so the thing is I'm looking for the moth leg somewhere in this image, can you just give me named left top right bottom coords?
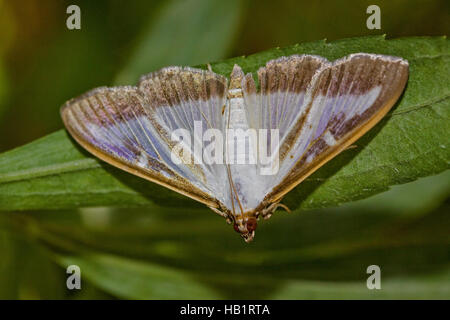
left=208, top=206, right=232, bottom=224
left=207, top=63, right=213, bottom=72
left=261, top=202, right=291, bottom=220
left=345, top=144, right=358, bottom=150
left=261, top=202, right=277, bottom=220
left=275, top=203, right=291, bottom=213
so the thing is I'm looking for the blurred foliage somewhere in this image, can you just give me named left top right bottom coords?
left=115, top=0, right=245, bottom=84
left=1, top=171, right=449, bottom=299
left=0, top=0, right=449, bottom=299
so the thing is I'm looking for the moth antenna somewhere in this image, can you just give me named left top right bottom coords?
left=223, top=99, right=237, bottom=218
left=226, top=165, right=237, bottom=216
left=224, top=97, right=244, bottom=216
left=276, top=203, right=291, bottom=213
left=233, top=178, right=245, bottom=215
left=227, top=164, right=245, bottom=215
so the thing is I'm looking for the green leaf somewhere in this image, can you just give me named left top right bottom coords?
left=343, top=170, right=450, bottom=217
left=0, top=36, right=449, bottom=211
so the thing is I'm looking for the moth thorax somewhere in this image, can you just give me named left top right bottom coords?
left=228, top=88, right=243, bottom=99
left=229, top=77, right=242, bottom=90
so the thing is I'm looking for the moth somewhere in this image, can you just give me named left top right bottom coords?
left=61, top=53, right=408, bottom=242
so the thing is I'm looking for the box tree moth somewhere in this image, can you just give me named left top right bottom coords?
left=61, top=53, right=408, bottom=242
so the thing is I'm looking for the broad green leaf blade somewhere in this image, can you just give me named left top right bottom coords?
left=0, top=130, right=191, bottom=210
left=343, top=170, right=450, bottom=216
left=0, top=36, right=449, bottom=211
left=115, top=0, right=245, bottom=84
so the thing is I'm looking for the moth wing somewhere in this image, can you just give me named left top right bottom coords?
left=242, top=53, right=409, bottom=204
left=241, top=55, right=327, bottom=201
left=138, top=67, right=230, bottom=206
left=243, top=54, right=328, bottom=138
left=61, top=67, right=228, bottom=207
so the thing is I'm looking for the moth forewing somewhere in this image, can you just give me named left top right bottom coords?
left=61, top=83, right=223, bottom=209
left=61, top=53, right=409, bottom=243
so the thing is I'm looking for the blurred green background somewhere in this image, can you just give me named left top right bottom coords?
left=0, top=0, right=449, bottom=299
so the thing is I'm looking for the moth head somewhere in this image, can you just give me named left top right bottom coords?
left=233, top=216, right=258, bottom=242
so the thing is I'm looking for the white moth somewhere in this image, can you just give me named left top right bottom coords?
left=61, top=53, right=409, bottom=242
